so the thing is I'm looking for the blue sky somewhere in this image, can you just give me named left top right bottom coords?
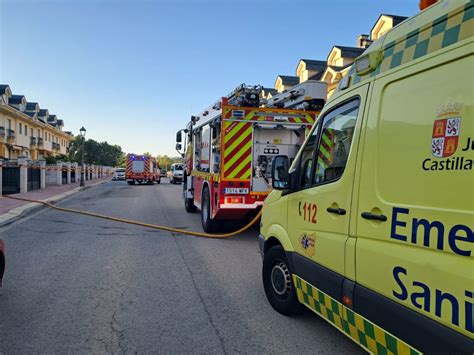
left=1, top=0, right=417, bottom=156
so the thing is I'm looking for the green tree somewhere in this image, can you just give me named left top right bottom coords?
left=156, top=155, right=182, bottom=170
left=68, top=137, right=125, bottom=167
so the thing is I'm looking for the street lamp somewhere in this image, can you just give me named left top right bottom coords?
left=79, top=126, right=86, bottom=187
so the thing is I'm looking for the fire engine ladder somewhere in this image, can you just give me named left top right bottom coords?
left=265, top=80, right=328, bottom=111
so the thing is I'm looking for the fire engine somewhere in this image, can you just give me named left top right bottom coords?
left=176, top=81, right=327, bottom=232
left=125, top=154, right=161, bottom=185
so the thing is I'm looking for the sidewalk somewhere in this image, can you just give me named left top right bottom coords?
left=0, top=177, right=111, bottom=227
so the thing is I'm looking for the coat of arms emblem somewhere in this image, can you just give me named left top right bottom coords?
left=431, top=117, right=461, bottom=158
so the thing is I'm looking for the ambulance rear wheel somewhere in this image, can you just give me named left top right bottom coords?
left=201, top=187, right=220, bottom=233
left=263, top=245, right=303, bottom=316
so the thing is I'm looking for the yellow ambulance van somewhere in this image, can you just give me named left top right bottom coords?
left=259, top=0, right=473, bottom=353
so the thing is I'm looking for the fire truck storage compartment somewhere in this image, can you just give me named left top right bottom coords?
left=132, top=160, right=145, bottom=173
left=252, top=124, right=304, bottom=192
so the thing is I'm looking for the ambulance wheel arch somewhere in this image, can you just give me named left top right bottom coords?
left=263, top=227, right=295, bottom=254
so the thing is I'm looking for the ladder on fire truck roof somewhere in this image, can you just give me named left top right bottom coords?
left=225, top=84, right=263, bottom=107
left=265, top=80, right=327, bottom=111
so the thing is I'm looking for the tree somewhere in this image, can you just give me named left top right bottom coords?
left=68, top=137, right=125, bottom=167
left=156, top=155, right=182, bottom=170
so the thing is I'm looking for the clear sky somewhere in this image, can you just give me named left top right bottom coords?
left=1, top=0, right=417, bottom=157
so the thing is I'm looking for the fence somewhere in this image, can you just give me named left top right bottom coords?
left=2, top=161, right=20, bottom=195
left=0, top=160, right=114, bottom=195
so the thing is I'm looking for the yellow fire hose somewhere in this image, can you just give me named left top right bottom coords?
left=3, top=195, right=262, bottom=239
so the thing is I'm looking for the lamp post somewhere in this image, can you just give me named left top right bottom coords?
left=79, top=126, right=86, bottom=187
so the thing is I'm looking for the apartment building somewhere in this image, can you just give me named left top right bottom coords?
left=272, top=14, right=408, bottom=98
left=0, top=84, right=73, bottom=160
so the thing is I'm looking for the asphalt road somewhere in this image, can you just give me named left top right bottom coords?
left=0, top=179, right=363, bottom=354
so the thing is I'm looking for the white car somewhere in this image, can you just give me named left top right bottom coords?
left=112, top=168, right=126, bottom=181
left=170, top=163, right=184, bottom=184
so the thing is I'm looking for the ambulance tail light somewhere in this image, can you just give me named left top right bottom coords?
left=419, top=0, right=438, bottom=11
left=225, top=197, right=244, bottom=204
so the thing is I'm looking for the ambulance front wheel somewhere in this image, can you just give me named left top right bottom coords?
left=262, top=245, right=303, bottom=316
left=201, top=187, right=221, bottom=233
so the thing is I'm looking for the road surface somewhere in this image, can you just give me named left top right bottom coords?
left=0, top=179, right=363, bottom=354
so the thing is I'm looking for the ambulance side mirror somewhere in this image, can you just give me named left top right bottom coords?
left=272, top=155, right=289, bottom=190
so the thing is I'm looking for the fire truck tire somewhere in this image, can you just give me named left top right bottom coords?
left=127, top=181, right=135, bottom=185
left=201, top=187, right=221, bottom=233
left=157, top=177, right=161, bottom=184
left=184, top=194, right=197, bottom=213
left=262, top=245, right=303, bottom=316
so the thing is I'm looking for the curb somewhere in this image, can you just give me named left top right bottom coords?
left=0, top=179, right=110, bottom=228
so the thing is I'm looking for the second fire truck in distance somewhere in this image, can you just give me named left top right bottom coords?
left=125, top=153, right=161, bottom=185
left=176, top=81, right=327, bottom=232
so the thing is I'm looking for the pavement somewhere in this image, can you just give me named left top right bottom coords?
left=0, top=179, right=363, bottom=354
left=0, top=177, right=112, bottom=227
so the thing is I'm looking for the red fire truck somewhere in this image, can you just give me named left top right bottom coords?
left=125, top=154, right=161, bottom=185
left=176, top=82, right=326, bottom=232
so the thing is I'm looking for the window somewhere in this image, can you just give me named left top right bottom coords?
left=313, top=99, right=360, bottom=185
left=19, top=123, right=22, bottom=134
left=298, top=126, right=319, bottom=189
left=25, top=125, right=28, bottom=136
left=30, top=128, right=33, bottom=136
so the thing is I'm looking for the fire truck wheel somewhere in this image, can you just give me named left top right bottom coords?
left=157, top=177, right=161, bottom=184
left=183, top=180, right=197, bottom=213
left=262, top=245, right=303, bottom=316
left=127, top=181, right=135, bottom=185
left=201, top=187, right=221, bottom=233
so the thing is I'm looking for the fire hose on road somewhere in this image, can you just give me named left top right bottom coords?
left=3, top=195, right=262, bottom=239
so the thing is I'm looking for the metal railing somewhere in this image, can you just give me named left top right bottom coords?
left=30, top=136, right=37, bottom=146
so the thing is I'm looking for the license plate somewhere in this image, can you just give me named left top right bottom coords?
left=224, top=188, right=249, bottom=194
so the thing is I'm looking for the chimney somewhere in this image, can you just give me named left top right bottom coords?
left=357, top=34, right=373, bottom=48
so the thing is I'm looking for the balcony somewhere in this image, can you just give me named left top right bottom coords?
left=7, top=129, right=15, bottom=142
left=37, top=137, right=44, bottom=146
left=30, top=136, right=37, bottom=146
left=52, top=142, right=60, bottom=150
left=0, top=126, right=5, bottom=138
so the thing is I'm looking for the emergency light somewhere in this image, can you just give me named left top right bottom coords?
left=355, top=50, right=383, bottom=76
left=420, top=0, right=437, bottom=10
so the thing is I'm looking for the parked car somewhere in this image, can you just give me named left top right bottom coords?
left=0, top=239, right=5, bottom=288
left=160, top=169, right=167, bottom=178
left=169, top=163, right=184, bottom=184
left=112, top=168, right=126, bottom=181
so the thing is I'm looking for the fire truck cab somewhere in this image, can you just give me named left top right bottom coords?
left=176, top=82, right=326, bottom=232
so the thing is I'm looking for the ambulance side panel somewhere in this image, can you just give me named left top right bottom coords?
left=354, top=33, right=473, bottom=352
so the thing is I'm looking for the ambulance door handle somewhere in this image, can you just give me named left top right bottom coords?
left=327, top=207, right=346, bottom=215
left=361, top=212, right=387, bottom=222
